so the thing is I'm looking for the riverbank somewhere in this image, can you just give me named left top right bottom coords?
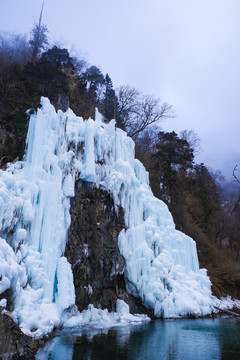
left=1, top=297, right=240, bottom=359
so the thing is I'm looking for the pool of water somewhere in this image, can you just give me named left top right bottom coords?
left=36, top=317, right=240, bottom=360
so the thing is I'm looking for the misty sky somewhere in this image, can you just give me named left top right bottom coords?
left=1, top=0, right=240, bottom=179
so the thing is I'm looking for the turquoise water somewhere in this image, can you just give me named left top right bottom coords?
left=36, top=318, right=240, bottom=360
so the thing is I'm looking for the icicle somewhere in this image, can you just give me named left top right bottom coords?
left=0, top=97, right=216, bottom=337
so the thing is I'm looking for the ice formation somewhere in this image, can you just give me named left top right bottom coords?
left=0, top=98, right=216, bottom=337
left=62, top=300, right=149, bottom=329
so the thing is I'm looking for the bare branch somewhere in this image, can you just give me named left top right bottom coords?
left=0, top=32, right=31, bottom=96
left=180, top=130, right=201, bottom=156
left=129, top=97, right=173, bottom=139
left=231, top=164, right=240, bottom=215
left=116, top=85, right=140, bottom=128
left=233, top=164, right=240, bottom=184
left=116, top=84, right=173, bottom=139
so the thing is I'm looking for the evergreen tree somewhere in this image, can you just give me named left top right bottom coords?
left=152, top=131, right=194, bottom=198
left=40, top=46, right=74, bottom=69
left=85, top=66, right=105, bottom=94
left=149, top=131, right=194, bottom=229
left=29, top=3, right=48, bottom=64
left=193, top=163, right=221, bottom=230
left=102, top=74, right=119, bottom=121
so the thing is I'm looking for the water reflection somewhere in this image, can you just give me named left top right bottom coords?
left=36, top=318, right=240, bottom=360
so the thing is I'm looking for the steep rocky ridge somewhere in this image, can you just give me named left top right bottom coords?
left=65, top=180, right=153, bottom=317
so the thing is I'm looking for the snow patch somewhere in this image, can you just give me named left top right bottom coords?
left=63, top=300, right=150, bottom=329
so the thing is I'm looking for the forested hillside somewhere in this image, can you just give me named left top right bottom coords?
left=0, top=20, right=240, bottom=299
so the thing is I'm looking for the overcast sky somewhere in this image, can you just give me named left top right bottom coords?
left=1, top=0, right=240, bottom=179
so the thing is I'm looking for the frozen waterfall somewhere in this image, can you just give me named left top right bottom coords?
left=0, top=98, right=215, bottom=337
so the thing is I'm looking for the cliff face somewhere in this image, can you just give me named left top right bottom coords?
left=65, top=180, right=152, bottom=316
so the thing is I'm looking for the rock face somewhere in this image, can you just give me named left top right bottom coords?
left=0, top=310, right=43, bottom=360
left=65, top=180, right=151, bottom=316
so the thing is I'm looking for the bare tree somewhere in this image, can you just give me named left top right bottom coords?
left=116, top=84, right=173, bottom=139
left=0, top=32, right=31, bottom=96
left=180, top=130, right=201, bottom=156
left=29, top=2, right=48, bottom=64
left=135, top=127, right=159, bottom=167
left=130, top=96, right=172, bottom=139
left=67, top=45, right=88, bottom=75
left=233, top=164, right=240, bottom=183
left=231, top=164, right=240, bottom=214
left=117, top=85, right=140, bottom=128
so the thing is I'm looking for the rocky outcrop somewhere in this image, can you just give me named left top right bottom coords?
left=0, top=289, right=13, bottom=312
left=0, top=309, right=49, bottom=360
left=65, top=180, right=152, bottom=316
